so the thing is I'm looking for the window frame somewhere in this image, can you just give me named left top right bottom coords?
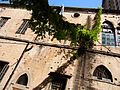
left=16, top=73, right=28, bottom=86
left=0, top=17, right=10, bottom=29
left=16, top=19, right=29, bottom=34
left=101, top=21, right=116, bottom=46
left=49, top=72, right=71, bottom=90
left=0, top=60, right=9, bottom=81
left=93, top=65, right=113, bottom=82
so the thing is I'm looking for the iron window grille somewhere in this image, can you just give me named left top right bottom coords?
left=102, top=22, right=115, bottom=46
left=93, top=65, right=113, bottom=82
left=16, top=19, right=29, bottom=34
left=16, top=73, right=28, bottom=86
left=0, top=61, right=9, bottom=81
left=0, top=17, right=10, bottom=29
left=49, top=72, right=71, bottom=90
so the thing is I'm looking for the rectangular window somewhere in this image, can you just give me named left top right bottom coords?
left=49, top=72, right=71, bottom=90
left=102, top=32, right=115, bottom=46
left=51, top=77, right=67, bottom=90
left=16, top=19, right=29, bottom=34
left=0, top=61, right=9, bottom=81
left=0, top=17, right=10, bottom=29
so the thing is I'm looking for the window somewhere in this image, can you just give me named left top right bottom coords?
left=73, top=13, right=80, bottom=18
left=116, top=0, right=119, bottom=10
left=93, top=65, right=113, bottom=82
left=117, top=23, right=120, bottom=46
left=0, top=17, right=10, bottom=29
left=49, top=72, right=71, bottom=90
left=16, top=19, right=29, bottom=34
left=16, top=73, right=28, bottom=86
left=117, top=6, right=119, bottom=10
left=102, top=21, right=115, bottom=46
left=0, top=61, right=9, bottom=81
left=117, top=27, right=120, bottom=46
left=51, top=77, right=66, bottom=90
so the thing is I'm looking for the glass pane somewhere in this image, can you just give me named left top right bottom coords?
left=118, top=35, right=120, bottom=46
left=102, top=32, right=115, bottom=46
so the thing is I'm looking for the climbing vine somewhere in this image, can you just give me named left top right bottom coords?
left=12, top=0, right=102, bottom=57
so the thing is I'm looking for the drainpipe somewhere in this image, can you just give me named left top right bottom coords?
left=3, top=43, right=29, bottom=90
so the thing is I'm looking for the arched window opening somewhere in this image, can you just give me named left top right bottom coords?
left=93, top=65, right=113, bottom=82
left=118, top=23, right=120, bottom=26
left=16, top=73, right=28, bottom=86
left=102, top=21, right=115, bottom=46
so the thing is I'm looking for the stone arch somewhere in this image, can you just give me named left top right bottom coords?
left=118, top=22, right=120, bottom=26
left=16, top=73, right=28, bottom=86
left=102, top=20, right=116, bottom=46
left=117, top=22, right=120, bottom=30
left=93, top=65, right=113, bottom=82
left=102, top=20, right=115, bottom=31
left=13, top=71, right=31, bottom=87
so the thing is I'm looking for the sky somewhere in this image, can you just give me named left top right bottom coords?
left=49, top=0, right=102, bottom=8
left=0, top=0, right=102, bottom=8
left=0, top=0, right=9, bottom=4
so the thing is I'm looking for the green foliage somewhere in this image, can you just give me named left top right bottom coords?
left=12, top=0, right=102, bottom=56
left=49, top=8, right=102, bottom=49
left=77, top=8, right=102, bottom=49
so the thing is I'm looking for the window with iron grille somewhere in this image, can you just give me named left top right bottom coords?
left=16, top=73, right=28, bottom=86
left=16, top=19, right=29, bottom=34
left=51, top=77, right=67, bottom=90
left=49, top=72, right=71, bottom=90
left=93, top=65, right=113, bottom=82
left=102, top=21, right=115, bottom=46
left=0, top=61, right=9, bottom=81
left=117, top=27, right=120, bottom=46
left=0, top=17, right=10, bottom=29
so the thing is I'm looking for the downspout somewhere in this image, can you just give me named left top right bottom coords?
left=3, top=43, right=29, bottom=90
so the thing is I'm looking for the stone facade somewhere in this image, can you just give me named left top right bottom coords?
left=0, top=5, right=120, bottom=90
left=102, top=0, right=120, bottom=10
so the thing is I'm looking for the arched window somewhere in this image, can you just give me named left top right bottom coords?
left=102, top=21, right=115, bottom=46
left=93, top=65, right=113, bottom=82
left=117, top=23, right=120, bottom=46
left=16, top=73, right=28, bottom=86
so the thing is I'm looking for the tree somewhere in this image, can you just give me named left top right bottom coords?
left=11, top=0, right=102, bottom=59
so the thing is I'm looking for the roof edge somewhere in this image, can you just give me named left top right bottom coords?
left=0, top=3, right=120, bottom=14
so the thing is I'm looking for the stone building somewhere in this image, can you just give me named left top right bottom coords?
left=0, top=4, right=120, bottom=90
left=102, top=0, right=120, bottom=10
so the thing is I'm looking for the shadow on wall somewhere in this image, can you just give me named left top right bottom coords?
left=33, top=52, right=96, bottom=90
left=33, top=54, right=77, bottom=90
